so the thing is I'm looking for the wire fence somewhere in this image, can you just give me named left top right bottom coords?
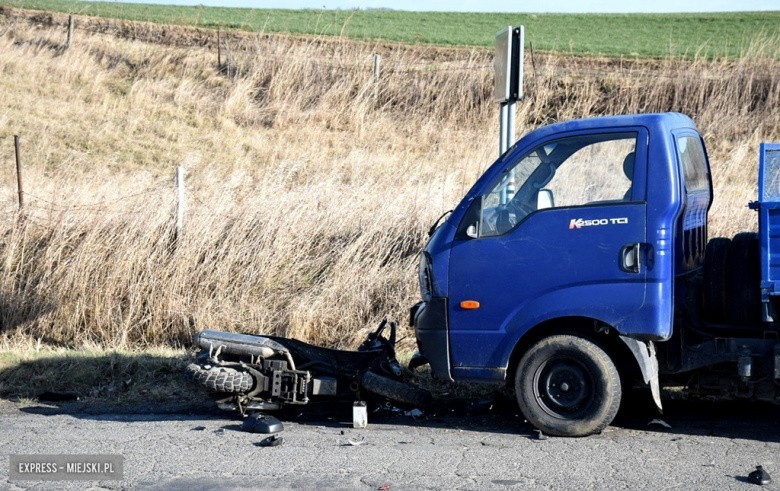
left=2, top=9, right=777, bottom=230
left=0, top=177, right=173, bottom=228
left=0, top=168, right=257, bottom=233
left=5, top=8, right=777, bottom=87
left=22, top=184, right=168, bottom=211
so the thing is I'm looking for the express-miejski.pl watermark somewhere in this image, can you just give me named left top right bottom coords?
left=9, top=454, right=123, bottom=481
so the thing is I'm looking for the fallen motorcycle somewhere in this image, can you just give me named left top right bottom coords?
left=186, top=320, right=431, bottom=415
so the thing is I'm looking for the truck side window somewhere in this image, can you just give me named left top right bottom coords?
left=676, top=136, right=709, bottom=192
left=763, top=148, right=780, bottom=201
left=480, top=132, right=638, bottom=237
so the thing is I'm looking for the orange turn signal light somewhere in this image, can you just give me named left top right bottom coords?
left=460, top=300, right=480, bottom=310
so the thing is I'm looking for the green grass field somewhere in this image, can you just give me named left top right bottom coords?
left=4, top=0, right=779, bottom=58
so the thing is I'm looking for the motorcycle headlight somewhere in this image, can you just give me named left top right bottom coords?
left=418, top=252, right=433, bottom=301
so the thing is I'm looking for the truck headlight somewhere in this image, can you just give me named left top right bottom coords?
left=418, top=252, right=433, bottom=301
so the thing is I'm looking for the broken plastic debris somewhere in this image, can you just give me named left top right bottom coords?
left=242, top=413, right=284, bottom=434
left=404, top=409, right=424, bottom=418
left=346, top=439, right=366, bottom=446
left=648, top=418, right=672, bottom=429
left=748, top=466, right=772, bottom=485
left=255, top=435, right=283, bottom=447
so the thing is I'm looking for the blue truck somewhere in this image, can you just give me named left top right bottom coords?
left=188, top=112, right=779, bottom=437
left=412, top=112, right=780, bottom=436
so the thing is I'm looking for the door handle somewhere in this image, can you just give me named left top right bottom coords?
left=621, top=243, right=641, bottom=273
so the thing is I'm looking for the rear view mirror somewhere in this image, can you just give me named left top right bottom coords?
left=537, top=189, right=554, bottom=209
left=466, top=224, right=479, bottom=239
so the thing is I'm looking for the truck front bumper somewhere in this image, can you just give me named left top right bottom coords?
left=411, top=297, right=453, bottom=382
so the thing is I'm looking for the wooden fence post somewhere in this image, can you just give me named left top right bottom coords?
left=175, top=166, right=186, bottom=241
left=66, top=15, right=74, bottom=49
left=14, top=135, right=24, bottom=211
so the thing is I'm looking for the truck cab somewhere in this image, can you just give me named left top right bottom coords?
left=412, top=113, right=716, bottom=436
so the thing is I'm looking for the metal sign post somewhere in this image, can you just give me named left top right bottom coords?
left=495, top=25, right=525, bottom=155
left=494, top=26, right=524, bottom=204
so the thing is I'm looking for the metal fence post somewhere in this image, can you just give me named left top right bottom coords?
left=373, top=54, right=381, bottom=84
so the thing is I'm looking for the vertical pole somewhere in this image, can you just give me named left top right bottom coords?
left=499, top=103, right=509, bottom=155
left=507, top=100, right=516, bottom=201
left=499, top=104, right=509, bottom=204
left=217, top=27, right=222, bottom=68
left=372, top=54, right=381, bottom=103
left=66, top=15, right=74, bottom=49
left=507, top=101, right=516, bottom=148
left=373, top=54, right=381, bottom=84
left=14, top=135, right=24, bottom=211
left=175, top=166, right=186, bottom=241
left=499, top=102, right=516, bottom=203
left=498, top=26, right=523, bottom=203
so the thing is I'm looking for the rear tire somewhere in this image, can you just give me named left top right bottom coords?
left=515, top=335, right=621, bottom=437
left=185, top=363, right=254, bottom=394
left=726, top=232, right=761, bottom=325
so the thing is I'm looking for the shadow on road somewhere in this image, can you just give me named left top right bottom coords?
left=3, top=352, right=779, bottom=442
left=616, top=398, right=780, bottom=442
left=13, top=391, right=780, bottom=443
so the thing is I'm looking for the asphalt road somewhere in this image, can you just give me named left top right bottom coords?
left=1, top=398, right=779, bottom=490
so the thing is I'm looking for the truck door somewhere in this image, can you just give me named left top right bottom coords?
left=448, top=129, right=653, bottom=378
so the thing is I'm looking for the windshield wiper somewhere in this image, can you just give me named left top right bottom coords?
left=428, top=210, right=453, bottom=237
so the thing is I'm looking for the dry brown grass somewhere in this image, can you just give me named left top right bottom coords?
left=0, top=9, right=778, bottom=350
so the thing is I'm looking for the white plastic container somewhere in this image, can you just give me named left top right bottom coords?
left=352, top=401, right=367, bottom=428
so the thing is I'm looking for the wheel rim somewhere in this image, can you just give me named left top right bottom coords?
left=533, top=356, right=595, bottom=419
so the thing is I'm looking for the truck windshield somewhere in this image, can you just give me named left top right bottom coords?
left=481, top=132, right=638, bottom=237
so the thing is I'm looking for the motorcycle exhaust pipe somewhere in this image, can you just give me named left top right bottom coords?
left=195, top=329, right=289, bottom=358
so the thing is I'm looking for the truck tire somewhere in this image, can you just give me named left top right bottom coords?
left=703, top=237, right=731, bottom=322
left=185, top=363, right=253, bottom=394
left=360, top=370, right=432, bottom=408
left=514, top=335, right=621, bottom=437
left=727, top=232, right=761, bottom=325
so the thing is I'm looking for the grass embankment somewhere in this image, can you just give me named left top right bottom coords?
left=0, top=8, right=777, bottom=358
left=3, top=0, right=779, bottom=58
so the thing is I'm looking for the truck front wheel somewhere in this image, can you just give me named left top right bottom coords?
left=515, top=335, right=621, bottom=437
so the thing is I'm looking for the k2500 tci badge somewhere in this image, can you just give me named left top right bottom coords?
left=569, top=217, right=629, bottom=229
